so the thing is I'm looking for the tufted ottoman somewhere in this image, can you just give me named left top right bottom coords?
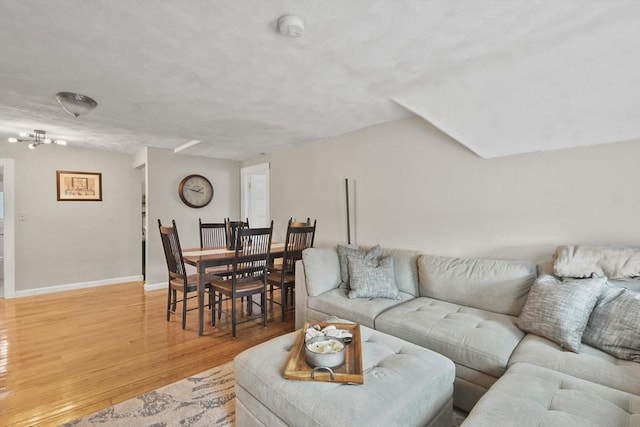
left=234, top=324, right=455, bottom=427
left=462, top=362, right=640, bottom=427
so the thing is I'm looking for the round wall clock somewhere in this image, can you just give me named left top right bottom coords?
left=178, top=174, right=214, bottom=208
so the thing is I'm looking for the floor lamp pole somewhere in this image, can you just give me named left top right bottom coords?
left=345, top=178, right=351, bottom=244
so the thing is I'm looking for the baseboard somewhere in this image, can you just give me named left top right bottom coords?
left=144, top=281, right=168, bottom=291
left=14, top=275, right=145, bottom=298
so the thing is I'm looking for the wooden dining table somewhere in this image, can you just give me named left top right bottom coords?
left=182, top=242, right=286, bottom=336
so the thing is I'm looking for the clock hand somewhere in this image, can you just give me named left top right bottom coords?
left=187, top=187, right=204, bottom=194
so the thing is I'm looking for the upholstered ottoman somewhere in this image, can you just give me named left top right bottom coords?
left=462, top=363, right=640, bottom=427
left=234, top=325, right=455, bottom=427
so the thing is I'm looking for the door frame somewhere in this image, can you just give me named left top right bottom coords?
left=240, top=163, right=270, bottom=227
left=0, top=158, right=15, bottom=298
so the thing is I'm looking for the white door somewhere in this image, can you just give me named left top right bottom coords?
left=0, top=158, right=15, bottom=298
left=241, top=163, right=269, bottom=227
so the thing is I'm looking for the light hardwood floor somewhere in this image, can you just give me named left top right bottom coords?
left=0, top=281, right=295, bottom=426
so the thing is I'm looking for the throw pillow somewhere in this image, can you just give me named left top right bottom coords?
left=337, top=244, right=382, bottom=288
left=582, top=286, right=640, bottom=361
left=516, top=274, right=606, bottom=352
left=347, top=256, right=400, bottom=300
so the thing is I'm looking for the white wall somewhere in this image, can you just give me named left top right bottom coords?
left=3, top=143, right=142, bottom=293
left=144, top=147, right=240, bottom=287
left=248, top=117, right=640, bottom=263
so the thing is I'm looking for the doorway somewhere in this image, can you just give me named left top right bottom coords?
left=241, top=163, right=269, bottom=227
left=0, top=158, right=15, bottom=298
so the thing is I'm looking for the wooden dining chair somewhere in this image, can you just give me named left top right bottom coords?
left=199, top=218, right=227, bottom=249
left=289, top=217, right=311, bottom=227
left=224, top=217, right=249, bottom=250
left=198, top=218, right=236, bottom=279
left=158, top=219, right=214, bottom=330
left=267, top=219, right=316, bottom=321
left=210, top=221, right=273, bottom=337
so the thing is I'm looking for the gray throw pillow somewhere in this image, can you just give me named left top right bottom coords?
left=516, top=275, right=606, bottom=352
left=347, top=256, right=400, bottom=300
left=582, top=286, right=640, bottom=361
left=337, top=244, right=382, bottom=288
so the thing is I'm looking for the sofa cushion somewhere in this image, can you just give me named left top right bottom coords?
left=583, top=286, right=640, bottom=361
left=301, top=248, right=341, bottom=297
left=336, top=244, right=382, bottom=288
left=347, top=256, right=400, bottom=300
left=508, top=334, right=640, bottom=396
left=375, top=297, right=525, bottom=377
left=380, top=248, right=422, bottom=296
left=516, top=275, right=606, bottom=352
left=463, top=362, right=640, bottom=427
left=307, top=288, right=413, bottom=328
left=609, top=278, right=640, bottom=292
left=553, top=244, right=640, bottom=279
left=418, top=255, right=537, bottom=316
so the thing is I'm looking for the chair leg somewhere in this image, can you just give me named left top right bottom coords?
left=166, top=287, right=172, bottom=321
left=218, top=293, right=223, bottom=320
left=281, top=287, right=287, bottom=322
left=171, top=289, right=177, bottom=313
left=262, top=291, right=267, bottom=327
left=232, top=294, right=237, bottom=338
left=181, top=290, right=187, bottom=329
left=214, top=288, right=216, bottom=326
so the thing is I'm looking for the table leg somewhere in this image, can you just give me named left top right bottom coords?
left=198, top=263, right=205, bottom=336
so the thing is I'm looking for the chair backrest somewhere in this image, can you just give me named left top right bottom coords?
left=199, top=218, right=226, bottom=249
left=281, top=219, right=316, bottom=274
left=225, top=217, right=250, bottom=250
left=289, top=217, right=311, bottom=227
left=230, top=221, right=273, bottom=282
left=158, top=219, right=187, bottom=281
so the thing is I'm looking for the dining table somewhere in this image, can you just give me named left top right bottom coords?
left=182, top=242, right=286, bottom=336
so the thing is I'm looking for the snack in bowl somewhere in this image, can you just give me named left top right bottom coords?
left=305, top=336, right=346, bottom=368
left=305, top=324, right=353, bottom=343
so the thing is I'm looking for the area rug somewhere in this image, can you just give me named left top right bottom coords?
left=67, top=362, right=467, bottom=426
left=65, top=363, right=235, bottom=426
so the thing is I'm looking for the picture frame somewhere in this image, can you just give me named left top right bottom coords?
left=56, top=170, right=102, bottom=201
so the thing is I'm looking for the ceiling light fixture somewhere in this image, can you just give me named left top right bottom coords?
left=8, top=129, right=67, bottom=149
left=278, top=14, right=305, bottom=38
left=55, top=92, right=98, bottom=118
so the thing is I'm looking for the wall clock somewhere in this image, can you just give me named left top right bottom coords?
left=178, top=174, right=214, bottom=208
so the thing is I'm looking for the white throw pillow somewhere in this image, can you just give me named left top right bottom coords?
left=336, top=244, right=381, bottom=288
left=516, top=275, right=606, bottom=352
left=347, top=256, right=400, bottom=300
left=582, top=285, right=640, bottom=361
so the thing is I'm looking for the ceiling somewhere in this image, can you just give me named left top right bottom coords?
left=1, top=1, right=639, bottom=160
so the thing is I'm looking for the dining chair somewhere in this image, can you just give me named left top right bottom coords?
left=198, top=218, right=235, bottom=279
left=289, top=217, right=311, bottom=227
left=267, top=218, right=316, bottom=321
left=199, top=218, right=227, bottom=249
left=210, top=221, right=273, bottom=337
left=224, top=217, right=249, bottom=250
left=158, top=219, right=214, bottom=330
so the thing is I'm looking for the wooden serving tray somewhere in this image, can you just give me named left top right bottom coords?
left=284, top=322, right=363, bottom=384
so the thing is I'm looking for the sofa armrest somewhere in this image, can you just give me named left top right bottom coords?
left=294, top=248, right=341, bottom=329
left=294, top=259, right=309, bottom=330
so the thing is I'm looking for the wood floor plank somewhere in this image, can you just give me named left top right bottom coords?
left=0, top=281, right=295, bottom=426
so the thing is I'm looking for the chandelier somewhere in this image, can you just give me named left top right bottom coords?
left=8, top=129, right=67, bottom=149
left=55, top=92, right=98, bottom=118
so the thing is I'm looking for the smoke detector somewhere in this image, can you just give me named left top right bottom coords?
left=278, top=14, right=305, bottom=38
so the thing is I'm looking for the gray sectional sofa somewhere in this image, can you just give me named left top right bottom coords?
left=294, top=245, right=640, bottom=426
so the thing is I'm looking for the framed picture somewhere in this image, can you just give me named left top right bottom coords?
left=56, top=170, right=102, bottom=201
